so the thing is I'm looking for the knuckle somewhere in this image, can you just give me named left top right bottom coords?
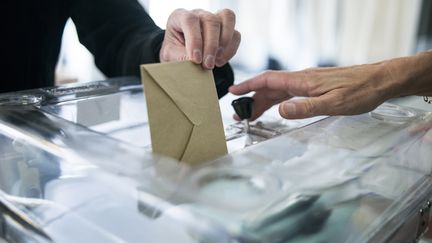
left=304, top=99, right=317, bottom=115
left=261, top=70, right=278, bottom=84
left=262, top=70, right=274, bottom=80
left=172, top=8, right=186, bottom=15
left=219, top=9, right=236, bottom=22
left=200, top=13, right=221, bottom=26
left=182, top=12, right=200, bottom=25
left=170, top=8, right=187, bottom=20
left=191, top=8, right=204, bottom=14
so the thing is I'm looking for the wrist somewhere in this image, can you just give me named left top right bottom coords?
left=381, top=55, right=420, bottom=98
left=380, top=58, right=405, bottom=99
left=383, top=52, right=432, bottom=98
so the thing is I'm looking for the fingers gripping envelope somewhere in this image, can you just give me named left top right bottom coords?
left=140, top=61, right=228, bottom=165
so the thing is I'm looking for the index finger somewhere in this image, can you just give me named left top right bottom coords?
left=229, top=70, right=310, bottom=96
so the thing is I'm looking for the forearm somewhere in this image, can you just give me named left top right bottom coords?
left=383, top=51, right=432, bottom=98
left=71, top=0, right=163, bottom=77
left=118, top=29, right=165, bottom=76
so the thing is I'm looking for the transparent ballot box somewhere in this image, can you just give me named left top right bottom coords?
left=0, top=77, right=432, bottom=243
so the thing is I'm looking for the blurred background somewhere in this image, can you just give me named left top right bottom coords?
left=55, top=0, right=432, bottom=84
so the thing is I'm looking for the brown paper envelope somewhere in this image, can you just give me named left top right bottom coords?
left=140, top=61, right=227, bottom=165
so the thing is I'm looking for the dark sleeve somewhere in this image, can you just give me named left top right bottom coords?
left=70, top=0, right=162, bottom=76
left=70, top=0, right=233, bottom=98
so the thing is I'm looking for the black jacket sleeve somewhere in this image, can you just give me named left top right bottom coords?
left=70, top=0, right=233, bottom=98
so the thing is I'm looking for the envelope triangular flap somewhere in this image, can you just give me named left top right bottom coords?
left=181, top=119, right=228, bottom=165
left=141, top=64, right=193, bottom=161
left=142, top=61, right=212, bottom=125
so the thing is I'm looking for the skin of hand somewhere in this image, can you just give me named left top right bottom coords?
left=159, top=8, right=241, bottom=69
left=229, top=51, right=432, bottom=120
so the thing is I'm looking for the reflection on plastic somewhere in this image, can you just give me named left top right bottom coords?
left=370, top=103, right=418, bottom=123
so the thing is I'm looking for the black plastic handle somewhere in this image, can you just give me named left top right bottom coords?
left=231, top=97, right=254, bottom=120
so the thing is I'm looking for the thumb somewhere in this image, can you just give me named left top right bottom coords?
left=278, top=97, right=330, bottom=119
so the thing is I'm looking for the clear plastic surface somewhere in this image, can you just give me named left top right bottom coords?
left=1, top=78, right=431, bottom=242
left=370, top=103, right=419, bottom=123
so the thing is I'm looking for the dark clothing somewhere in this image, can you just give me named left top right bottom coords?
left=2, top=0, right=233, bottom=98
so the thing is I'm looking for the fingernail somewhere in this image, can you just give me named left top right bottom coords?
left=193, top=49, right=202, bottom=63
left=204, top=55, right=215, bottom=69
left=281, top=103, right=296, bottom=116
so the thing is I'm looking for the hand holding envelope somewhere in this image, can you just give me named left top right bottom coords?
left=141, top=61, right=227, bottom=165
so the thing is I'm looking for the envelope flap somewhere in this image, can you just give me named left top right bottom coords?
left=180, top=123, right=227, bottom=165
left=143, top=62, right=215, bottom=125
